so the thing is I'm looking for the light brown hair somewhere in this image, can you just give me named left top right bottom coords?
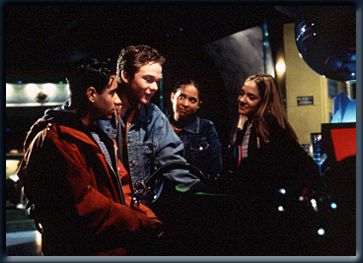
left=233, top=73, right=298, bottom=144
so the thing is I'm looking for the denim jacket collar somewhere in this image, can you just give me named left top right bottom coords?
left=183, top=116, right=200, bottom=133
left=183, top=115, right=200, bottom=134
left=168, top=115, right=200, bottom=134
left=126, top=104, right=149, bottom=125
left=139, top=104, right=149, bottom=124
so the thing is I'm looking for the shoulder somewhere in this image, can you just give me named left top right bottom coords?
left=24, top=118, right=49, bottom=151
left=199, top=117, right=215, bottom=126
left=198, top=118, right=220, bottom=140
left=142, top=103, right=162, bottom=118
left=264, top=114, right=279, bottom=127
left=144, top=103, right=161, bottom=113
left=25, top=122, right=59, bottom=154
left=263, top=115, right=284, bottom=137
left=143, top=103, right=169, bottom=123
left=199, top=118, right=216, bottom=130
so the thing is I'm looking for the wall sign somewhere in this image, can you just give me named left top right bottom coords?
left=297, top=96, right=314, bottom=106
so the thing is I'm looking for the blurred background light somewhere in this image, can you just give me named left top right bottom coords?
left=6, top=84, right=15, bottom=99
left=317, top=227, right=325, bottom=236
left=42, top=83, right=58, bottom=98
left=275, top=57, right=286, bottom=75
left=24, top=83, right=40, bottom=99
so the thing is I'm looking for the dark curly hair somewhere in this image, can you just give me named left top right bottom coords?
left=66, top=58, right=115, bottom=111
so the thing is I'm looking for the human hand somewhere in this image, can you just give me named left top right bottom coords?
left=144, top=217, right=164, bottom=239
left=132, top=181, right=155, bottom=204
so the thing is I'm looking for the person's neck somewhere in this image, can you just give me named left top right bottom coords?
left=119, top=91, right=139, bottom=117
left=80, top=113, right=93, bottom=128
left=122, top=88, right=139, bottom=107
left=80, top=109, right=101, bottom=129
left=121, top=102, right=139, bottom=120
left=172, top=114, right=194, bottom=128
left=68, top=100, right=96, bottom=128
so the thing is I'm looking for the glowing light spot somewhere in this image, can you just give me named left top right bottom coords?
left=278, top=188, right=287, bottom=195
left=317, top=228, right=325, bottom=236
left=310, top=198, right=318, bottom=212
left=6, top=84, right=14, bottom=99
left=275, top=58, right=286, bottom=75
left=330, top=202, right=338, bottom=210
left=25, top=83, right=40, bottom=98
left=42, top=83, right=58, bottom=98
left=310, top=199, right=317, bottom=206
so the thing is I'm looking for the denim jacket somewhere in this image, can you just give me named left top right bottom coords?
left=169, top=115, right=222, bottom=179
left=98, top=103, right=202, bottom=203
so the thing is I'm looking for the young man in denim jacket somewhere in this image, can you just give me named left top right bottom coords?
left=98, top=45, right=203, bottom=207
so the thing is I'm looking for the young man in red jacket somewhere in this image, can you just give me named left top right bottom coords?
left=18, top=59, right=162, bottom=255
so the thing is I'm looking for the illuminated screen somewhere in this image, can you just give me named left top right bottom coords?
left=330, top=127, right=356, bottom=162
left=321, top=122, right=356, bottom=166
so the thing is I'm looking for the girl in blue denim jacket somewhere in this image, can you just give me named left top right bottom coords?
left=169, top=79, right=223, bottom=183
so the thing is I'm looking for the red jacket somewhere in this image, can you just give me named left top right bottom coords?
left=18, top=118, right=161, bottom=255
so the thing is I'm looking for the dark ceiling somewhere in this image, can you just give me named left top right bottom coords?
left=5, top=3, right=295, bottom=82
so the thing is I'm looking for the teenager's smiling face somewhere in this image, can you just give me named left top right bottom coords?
left=127, top=62, right=162, bottom=105
left=171, top=84, right=200, bottom=121
left=237, top=80, right=262, bottom=117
